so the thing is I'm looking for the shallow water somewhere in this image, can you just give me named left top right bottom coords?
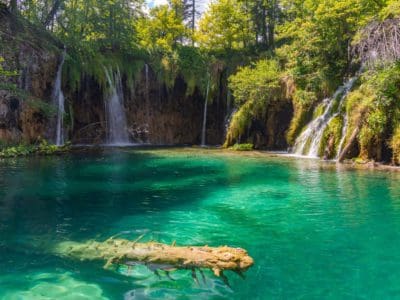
left=1, top=148, right=400, bottom=299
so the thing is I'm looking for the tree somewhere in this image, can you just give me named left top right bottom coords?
left=196, top=0, right=253, bottom=51
left=136, top=4, right=186, bottom=52
left=239, top=0, right=280, bottom=50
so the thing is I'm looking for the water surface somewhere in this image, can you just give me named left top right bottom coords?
left=1, top=148, right=400, bottom=299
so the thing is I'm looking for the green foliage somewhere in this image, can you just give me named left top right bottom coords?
left=380, top=0, right=400, bottom=19
left=286, top=106, right=307, bottom=145
left=390, top=127, right=400, bottom=165
left=229, top=60, right=281, bottom=106
left=286, top=89, right=317, bottom=145
left=26, top=99, right=57, bottom=118
left=0, top=140, right=71, bottom=158
left=225, top=59, right=281, bottom=146
left=176, top=47, right=208, bottom=96
left=318, top=116, right=343, bottom=158
left=0, top=81, right=56, bottom=117
left=0, top=144, right=36, bottom=157
left=229, top=143, right=254, bottom=151
left=10, top=0, right=400, bottom=160
left=0, top=57, right=18, bottom=77
left=196, top=0, right=253, bottom=51
left=136, top=4, right=187, bottom=53
left=343, top=63, right=400, bottom=160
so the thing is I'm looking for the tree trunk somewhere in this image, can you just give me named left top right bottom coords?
left=43, top=0, right=63, bottom=27
left=53, top=238, right=254, bottom=281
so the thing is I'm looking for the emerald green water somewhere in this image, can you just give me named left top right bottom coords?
left=1, top=148, right=400, bottom=299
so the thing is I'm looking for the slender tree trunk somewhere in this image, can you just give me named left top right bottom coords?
left=261, top=6, right=267, bottom=49
left=43, top=0, right=63, bottom=27
left=267, top=0, right=276, bottom=49
left=191, top=0, right=195, bottom=45
left=9, top=0, right=17, bottom=13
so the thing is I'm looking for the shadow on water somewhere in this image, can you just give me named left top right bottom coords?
left=0, top=149, right=231, bottom=244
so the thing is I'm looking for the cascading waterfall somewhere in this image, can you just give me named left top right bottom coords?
left=52, top=49, right=66, bottom=146
left=104, top=68, right=130, bottom=145
left=292, top=77, right=357, bottom=158
left=145, top=63, right=150, bottom=126
left=336, top=99, right=350, bottom=159
left=224, top=108, right=237, bottom=137
left=201, top=77, right=210, bottom=146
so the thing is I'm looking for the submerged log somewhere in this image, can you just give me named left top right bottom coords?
left=53, top=238, right=254, bottom=282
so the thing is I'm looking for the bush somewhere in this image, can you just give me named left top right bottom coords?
left=0, top=140, right=71, bottom=158
left=229, top=143, right=254, bottom=151
left=225, top=59, right=281, bottom=146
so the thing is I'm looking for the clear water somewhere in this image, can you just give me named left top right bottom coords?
left=1, top=148, right=400, bottom=299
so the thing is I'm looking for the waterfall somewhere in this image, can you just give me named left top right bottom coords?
left=224, top=108, right=236, bottom=136
left=292, top=77, right=357, bottom=158
left=201, top=78, right=210, bottom=146
left=104, top=67, right=130, bottom=145
left=145, top=64, right=150, bottom=127
left=52, top=49, right=66, bottom=146
left=336, top=102, right=350, bottom=159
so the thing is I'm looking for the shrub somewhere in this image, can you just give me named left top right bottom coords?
left=229, top=143, right=254, bottom=151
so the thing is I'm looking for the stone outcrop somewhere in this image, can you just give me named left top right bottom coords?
left=0, top=6, right=62, bottom=144
left=70, top=70, right=229, bottom=146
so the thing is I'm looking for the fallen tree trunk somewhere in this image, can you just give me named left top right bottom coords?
left=53, top=238, right=254, bottom=282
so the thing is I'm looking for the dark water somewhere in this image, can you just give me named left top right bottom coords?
left=1, top=148, right=400, bottom=299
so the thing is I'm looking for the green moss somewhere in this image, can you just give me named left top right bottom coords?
left=312, top=102, right=325, bottom=119
left=390, top=127, right=400, bottom=165
left=287, top=106, right=311, bottom=146
left=229, top=143, right=254, bottom=151
left=318, top=116, right=343, bottom=158
left=0, top=140, right=71, bottom=158
left=26, top=99, right=57, bottom=118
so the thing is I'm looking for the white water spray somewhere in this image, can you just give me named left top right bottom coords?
left=292, top=77, right=357, bottom=158
left=52, top=49, right=66, bottom=146
left=104, top=68, right=130, bottom=145
left=201, top=77, right=210, bottom=146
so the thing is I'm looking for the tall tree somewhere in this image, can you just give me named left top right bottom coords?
left=196, top=0, right=253, bottom=51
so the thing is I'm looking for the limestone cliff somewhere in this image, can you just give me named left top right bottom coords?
left=0, top=5, right=63, bottom=144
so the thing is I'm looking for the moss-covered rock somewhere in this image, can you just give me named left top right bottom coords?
left=318, top=116, right=343, bottom=159
left=390, top=127, right=400, bottom=165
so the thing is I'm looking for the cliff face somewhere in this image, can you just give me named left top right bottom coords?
left=70, top=69, right=229, bottom=146
left=0, top=6, right=62, bottom=144
left=70, top=67, right=292, bottom=148
left=0, top=6, right=292, bottom=149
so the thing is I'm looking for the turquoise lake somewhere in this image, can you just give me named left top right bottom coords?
left=1, top=148, right=400, bottom=299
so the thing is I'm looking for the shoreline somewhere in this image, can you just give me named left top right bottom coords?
left=1, top=144, right=400, bottom=172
